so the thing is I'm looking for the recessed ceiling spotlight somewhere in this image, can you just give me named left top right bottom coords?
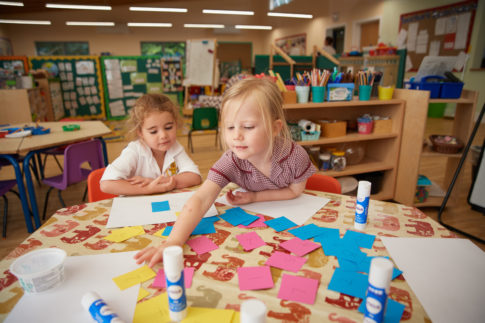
left=46, top=3, right=111, bottom=10
left=202, top=9, right=254, bottom=15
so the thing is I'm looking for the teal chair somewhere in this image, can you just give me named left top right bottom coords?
left=187, top=107, right=220, bottom=153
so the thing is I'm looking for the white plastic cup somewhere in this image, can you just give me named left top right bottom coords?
left=240, top=299, right=267, bottom=323
left=9, top=248, right=66, bottom=294
left=295, top=86, right=310, bottom=103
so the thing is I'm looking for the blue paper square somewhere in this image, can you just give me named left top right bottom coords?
left=162, top=226, right=173, bottom=236
left=288, top=224, right=323, bottom=240
left=151, top=200, right=170, bottom=212
left=313, top=227, right=341, bottom=242
left=358, top=298, right=405, bottom=323
left=191, top=218, right=217, bottom=235
left=357, top=257, right=402, bottom=280
left=264, top=217, right=297, bottom=232
left=342, top=230, right=376, bottom=249
left=327, top=268, right=368, bottom=299
left=220, top=207, right=258, bottom=226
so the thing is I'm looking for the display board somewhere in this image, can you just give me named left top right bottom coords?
left=29, top=56, right=104, bottom=118
left=399, top=0, right=477, bottom=71
left=0, top=56, right=28, bottom=74
left=161, top=57, right=183, bottom=92
left=100, top=55, right=162, bottom=120
left=185, top=39, right=216, bottom=86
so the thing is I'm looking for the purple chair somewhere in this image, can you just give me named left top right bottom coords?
left=0, top=178, right=20, bottom=238
left=42, top=139, right=105, bottom=220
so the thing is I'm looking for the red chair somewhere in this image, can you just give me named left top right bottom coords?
left=87, top=167, right=117, bottom=202
left=305, top=173, right=342, bottom=194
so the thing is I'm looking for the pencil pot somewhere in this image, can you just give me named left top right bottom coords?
left=295, top=86, right=310, bottom=103
left=378, top=86, right=394, bottom=100
left=358, top=85, right=372, bottom=101
left=357, top=117, right=374, bottom=134
left=311, top=86, right=325, bottom=103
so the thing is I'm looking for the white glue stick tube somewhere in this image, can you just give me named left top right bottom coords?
left=363, top=257, right=394, bottom=323
left=240, top=299, right=267, bottom=323
left=81, top=291, right=125, bottom=323
left=164, top=246, right=187, bottom=321
left=354, top=180, right=371, bottom=230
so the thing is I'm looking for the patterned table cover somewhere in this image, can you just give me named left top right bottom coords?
left=0, top=186, right=455, bottom=322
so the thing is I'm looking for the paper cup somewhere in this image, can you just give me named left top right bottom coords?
left=295, top=86, right=310, bottom=103
left=10, top=248, right=66, bottom=294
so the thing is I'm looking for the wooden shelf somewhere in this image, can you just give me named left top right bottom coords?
left=420, top=145, right=463, bottom=158
left=297, top=132, right=398, bottom=146
left=284, top=98, right=404, bottom=110
left=429, top=97, right=475, bottom=104
left=318, top=157, right=394, bottom=177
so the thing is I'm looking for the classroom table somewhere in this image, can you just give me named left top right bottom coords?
left=0, top=121, right=111, bottom=233
left=0, top=187, right=455, bottom=322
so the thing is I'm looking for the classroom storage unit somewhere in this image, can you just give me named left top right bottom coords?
left=283, top=99, right=405, bottom=201
left=393, top=89, right=478, bottom=207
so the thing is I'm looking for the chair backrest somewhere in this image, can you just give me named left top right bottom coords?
left=63, top=139, right=105, bottom=186
left=87, top=167, right=117, bottom=202
left=192, top=107, right=218, bottom=131
left=305, top=173, right=342, bottom=194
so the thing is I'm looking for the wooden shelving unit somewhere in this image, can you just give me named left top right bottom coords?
left=393, top=89, right=478, bottom=207
left=283, top=98, right=405, bottom=201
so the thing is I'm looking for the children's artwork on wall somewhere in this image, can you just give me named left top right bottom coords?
left=275, top=33, right=307, bottom=56
left=0, top=56, right=28, bottom=74
left=161, top=57, right=183, bottom=92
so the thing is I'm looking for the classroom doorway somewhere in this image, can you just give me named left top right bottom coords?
left=326, top=26, right=345, bottom=55
left=359, top=20, right=379, bottom=49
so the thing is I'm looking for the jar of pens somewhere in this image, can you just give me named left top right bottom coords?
left=309, top=69, right=331, bottom=103
left=292, top=72, right=311, bottom=103
left=357, top=71, right=382, bottom=101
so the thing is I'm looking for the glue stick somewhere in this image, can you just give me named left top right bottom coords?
left=240, top=299, right=267, bottom=323
left=164, top=246, right=187, bottom=321
left=81, top=291, right=125, bottom=323
left=363, top=257, right=394, bottom=323
left=354, top=180, right=371, bottom=230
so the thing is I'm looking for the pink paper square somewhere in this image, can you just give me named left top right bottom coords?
left=152, top=267, right=195, bottom=289
left=187, top=236, right=218, bottom=255
left=278, top=274, right=319, bottom=305
left=280, top=237, right=320, bottom=257
left=236, top=231, right=266, bottom=251
left=238, top=214, right=268, bottom=228
left=237, top=266, right=274, bottom=291
left=265, top=251, right=307, bottom=273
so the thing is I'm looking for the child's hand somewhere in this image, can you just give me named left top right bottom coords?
left=147, top=175, right=176, bottom=193
left=226, top=189, right=255, bottom=205
left=127, top=176, right=152, bottom=187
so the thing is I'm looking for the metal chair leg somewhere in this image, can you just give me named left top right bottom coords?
left=2, top=195, right=7, bottom=238
left=57, top=190, right=66, bottom=208
left=188, top=131, right=193, bottom=153
left=82, top=185, right=87, bottom=202
left=43, top=187, right=54, bottom=221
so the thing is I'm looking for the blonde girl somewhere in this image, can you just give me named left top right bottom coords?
left=100, top=94, right=201, bottom=195
left=135, top=78, right=316, bottom=266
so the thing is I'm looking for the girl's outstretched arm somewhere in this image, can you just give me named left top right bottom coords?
left=173, top=172, right=202, bottom=189
left=134, top=179, right=222, bottom=267
left=226, top=180, right=307, bottom=205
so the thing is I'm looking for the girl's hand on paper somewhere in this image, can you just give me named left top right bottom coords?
left=134, top=240, right=180, bottom=267
left=226, top=189, right=255, bottom=205
left=127, top=176, right=152, bottom=187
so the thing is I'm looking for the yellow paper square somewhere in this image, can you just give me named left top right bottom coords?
left=104, top=226, right=145, bottom=242
left=133, top=293, right=170, bottom=323
left=183, top=307, right=235, bottom=322
left=113, top=265, right=156, bottom=290
left=137, top=287, right=150, bottom=301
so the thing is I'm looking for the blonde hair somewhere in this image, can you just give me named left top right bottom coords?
left=127, top=94, right=180, bottom=138
left=220, top=77, right=291, bottom=156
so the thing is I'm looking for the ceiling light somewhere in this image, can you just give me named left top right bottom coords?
left=0, top=19, right=50, bottom=25
left=267, top=12, right=313, bottom=19
left=66, top=21, right=115, bottom=26
left=46, top=3, right=111, bottom=10
left=202, top=9, right=254, bottom=16
left=235, top=25, right=272, bottom=30
left=127, top=22, right=172, bottom=28
left=184, top=24, right=225, bottom=29
left=0, top=1, right=24, bottom=6
left=129, top=7, right=187, bottom=13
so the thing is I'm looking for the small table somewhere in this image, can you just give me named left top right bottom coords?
left=0, top=189, right=453, bottom=322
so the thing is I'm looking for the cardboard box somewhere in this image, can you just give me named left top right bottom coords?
left=282, top=91, right=297, bottom=104
left=373, top=119, right=392, bottom=134
left=319, top=120, right=347, bottom=138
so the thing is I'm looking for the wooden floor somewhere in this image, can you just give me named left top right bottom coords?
left=1, top=118, right=484, bottom=260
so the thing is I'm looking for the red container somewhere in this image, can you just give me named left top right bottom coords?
left=358, top=120, right=374, bottom=134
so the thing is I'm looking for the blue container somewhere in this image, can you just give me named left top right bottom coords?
left=405, top=75, right=464, bottom=99
left=440, top=82, right=464, bottom=99
left=327, top=83, right=355, bottom=101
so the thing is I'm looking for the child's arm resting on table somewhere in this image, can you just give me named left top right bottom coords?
left=173, top=171, right=202, bottom=189
left=226, top=180, right=307, bottom=205
left=100, top=175, right=176, bottom=195
left=134, top=179, right=222, bottom=267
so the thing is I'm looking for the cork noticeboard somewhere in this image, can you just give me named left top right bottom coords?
left=399, top=0, right=477, bottom=71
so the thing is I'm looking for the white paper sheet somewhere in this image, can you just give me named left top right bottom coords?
left=397, top=28, right=407, bottom=50
left=407, top=22, right=419, bottom=52
left=216, top=192, right=330, bottom=226
left=381, top=237, right=485, bottom=323
left=5, top=251, right=139, bottom=323
left=108, top=191, right=219, bottom=228
left=435, top=17, right=446, bottom=36
left=455, top=12, right=471, bottom=50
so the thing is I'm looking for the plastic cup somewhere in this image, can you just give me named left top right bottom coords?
left=311, top=86, right=325, bottom=103
left=295, top=85, right=310, bottom=103
left=10, top=248, right=66, bottom=294
left=359, top=85, right=372, bottom=101
left=378, top=86, right=395, bottom=100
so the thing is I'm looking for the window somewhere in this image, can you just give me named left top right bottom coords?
left=35, top=42, right=89, bottom=55
left=141, top=42, right=185, bottom=57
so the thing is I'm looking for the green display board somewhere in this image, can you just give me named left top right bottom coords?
left=29, top=56, right=105, bottom=118
left=100, top=55, right=163, bottom=120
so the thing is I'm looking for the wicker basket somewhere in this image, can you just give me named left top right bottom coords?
left=429, top=135, right=464, bottom=154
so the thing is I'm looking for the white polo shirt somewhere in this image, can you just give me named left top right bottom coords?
left=101, top=139, right=200, bottom=181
